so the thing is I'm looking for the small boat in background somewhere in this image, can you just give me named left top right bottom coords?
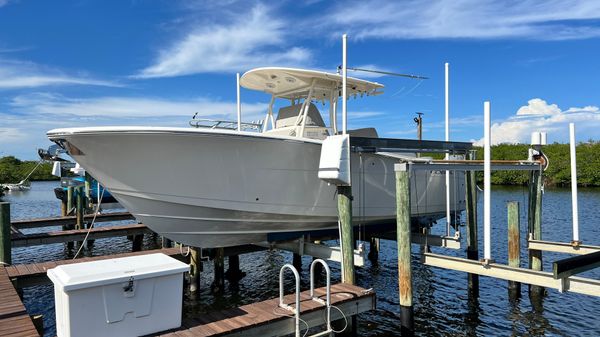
left=1, top=180, right=31, bottom=191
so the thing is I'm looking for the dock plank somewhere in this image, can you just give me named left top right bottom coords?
left=0, top=267, right=40, bottom=337
left=151, top=283, right=375, bottom=337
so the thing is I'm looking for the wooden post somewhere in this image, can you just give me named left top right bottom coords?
left=75, top=186, right=84, bottom=230
left=190, top=247, right=202, bottom=293
left=161, top=236, right=173, bottom=248
left=507, top=201, right=521, bottom=299
left=368, top=237, right=379, bottom=263
left=395, top=164, right=413, bottom=335
left=0, top=202, right=11, bottom=265
left=212, top=247, right=225, bottom=292
left=225, top=255, right=245, bottom=282
left=528, top=170, right=544, bottom=298
left=292, top=253, right=302, bottom=271
left=337, top=185, right=355, bottom=285
left=132, top=234, right=143, bottom=252
left=465, top=168, right=479, bottom=296
left=66, top=186, right=74, bottom=216
left=60, top=198, right=67, bottom=217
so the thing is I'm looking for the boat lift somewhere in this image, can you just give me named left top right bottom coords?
left=396, top=104, right=600, bottom=298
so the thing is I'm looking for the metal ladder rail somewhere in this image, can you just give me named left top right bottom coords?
left=309, top=259, right=333, bottom=336
left=279, top=264, right=301, bottom=337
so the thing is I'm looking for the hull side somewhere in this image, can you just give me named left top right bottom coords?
left=48, top=128, right=465, bottom=247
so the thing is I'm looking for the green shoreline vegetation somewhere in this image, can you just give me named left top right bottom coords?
left=0, top=156, right=59, bottom=183
left=1, top=141, right=599, bottom=186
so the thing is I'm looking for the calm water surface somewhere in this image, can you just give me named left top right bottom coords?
left=3, top=181, right=600, bottom=336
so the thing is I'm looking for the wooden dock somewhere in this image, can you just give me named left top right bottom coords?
left=11, top=211, right=134, bottom=229
left=11, top=223, right=151, bottom=248
left=153, top=283, right=375, bottom=337
left=6, top=247, right=187, bottom=288
left=0, top=267, right=40, bottom=337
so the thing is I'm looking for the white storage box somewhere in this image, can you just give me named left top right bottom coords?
left=47, top=253, right=189, bottom=337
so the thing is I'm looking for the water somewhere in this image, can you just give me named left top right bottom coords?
left=3, top=181, right=600, bottom=336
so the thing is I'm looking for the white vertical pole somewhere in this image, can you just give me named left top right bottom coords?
left=570, top=123, right=579, bottom=242
left=483, top=101, right=491, bottom=261
left=342, top=34, right=348, bottom=135
left=445, top=62, right=451, bottom=235
left=236, top=73, right=241, bottom=132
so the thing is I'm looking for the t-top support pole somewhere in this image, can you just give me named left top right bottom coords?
left=342, top=34, right=348, bottom=135
left=445, top=62, right=451, bottom=236
left=236, top=72, right=241, bottom=132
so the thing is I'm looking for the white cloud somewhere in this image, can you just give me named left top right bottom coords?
left=0, top=59, right=121, bottom=89
left=9, top=93, right=267, bottom=119
left=0, top=127, right=23, bottom=143
left=0, top=0, right=9, bottom=8
left=474, top=98, right=600, bottom=145
left=327, top=0, right=600, bottom=40
left=137, top=4, right=311, bottom=78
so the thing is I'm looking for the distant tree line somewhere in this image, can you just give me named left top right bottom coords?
left=471, top=141, right=600, bottom=187
left=0, top=156, right=59, bottom=183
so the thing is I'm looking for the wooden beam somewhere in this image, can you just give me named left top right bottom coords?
left=11, top=224, right=151, bottom=247
left=528, top=240, right=600, bottom=255
left=423, top=252, right=600, bottom=297
left=553, top=251, right=600, bottom=279
left=12, top=212, right=134, bottom=229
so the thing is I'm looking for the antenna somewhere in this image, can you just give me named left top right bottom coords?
left=413, top=112, right=424, bottom=141
left=339, top=66, right=428, bottom=80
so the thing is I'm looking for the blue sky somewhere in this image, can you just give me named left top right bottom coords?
left=1, top=0, right=600, bottom=159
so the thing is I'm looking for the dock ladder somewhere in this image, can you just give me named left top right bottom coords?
left=279, top=259, right=333, bottom=337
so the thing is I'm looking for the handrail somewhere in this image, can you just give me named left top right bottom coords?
left=310, top=259, right=332, bottom=333
left=279, top=263, right=301, bottom=337
left=189, top=118, right=262, bottom=131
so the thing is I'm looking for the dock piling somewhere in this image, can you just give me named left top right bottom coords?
left=507, top=201, right=521, bottom=299
left=0, top=202, right=11, bottom=265
left=225, top=255, right=245, bottom=282
left=368, top=237, right=379, bottom=263
left=190, top=247, right=202, bottom=293
left=132, top=234, right=143, bottom=252
left=465, top=155, right=479, bottom=296
left=337, top=185, right=355, bottom=284
left=292, top=253, right=302, bottom=272
left=529, top=170, right=544, bottom=299
left=395, top=164, right=414, bottom=335
left=212, top=247, right=225, bottom=292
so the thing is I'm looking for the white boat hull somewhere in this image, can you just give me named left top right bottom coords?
left=48, top=127, right=465, bottom=248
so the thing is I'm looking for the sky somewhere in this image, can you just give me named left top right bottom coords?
left=1, top=0, right=600, bottom=159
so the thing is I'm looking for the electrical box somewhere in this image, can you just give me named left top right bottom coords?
left=48, top=253, right=189, bottom=337
left=318, top=134, right=351, bottom=186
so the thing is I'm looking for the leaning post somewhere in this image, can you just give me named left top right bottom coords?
left=395, top=163, right=413, bottom=335
left=0, top=202, right=11, bottom=265
left=465, top=152, right=479, bottom=296
left=507, top=201, right=521, bottom=299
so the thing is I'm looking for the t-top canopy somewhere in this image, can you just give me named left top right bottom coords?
left=240, top=67, right=384, bottom=101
